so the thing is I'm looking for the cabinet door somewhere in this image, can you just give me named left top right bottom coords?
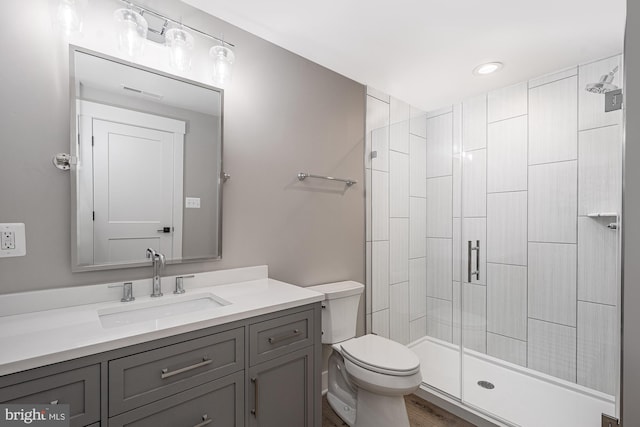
left=248, top=347, right=313, bottom=427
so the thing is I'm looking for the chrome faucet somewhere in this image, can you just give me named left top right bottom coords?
left=146, top=248, right=166, bottom=297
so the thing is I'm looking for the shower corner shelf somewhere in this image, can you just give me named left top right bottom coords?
left=586, top=212, right=618, bottom=218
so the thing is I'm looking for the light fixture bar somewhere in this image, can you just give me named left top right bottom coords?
left=119, top=0, right=235, bottom=48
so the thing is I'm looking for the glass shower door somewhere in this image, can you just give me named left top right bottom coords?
left=457, top=55, right=623, bottom=426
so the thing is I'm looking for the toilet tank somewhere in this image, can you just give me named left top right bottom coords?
left=307, top=281, right=364, bottom=344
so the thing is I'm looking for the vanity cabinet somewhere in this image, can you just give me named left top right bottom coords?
left=0, top=364, right=100, bottom=427
left=0, top=303, right=321, bottom=427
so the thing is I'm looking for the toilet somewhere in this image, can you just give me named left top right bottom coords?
left=308, top=281, right=422, bottom=427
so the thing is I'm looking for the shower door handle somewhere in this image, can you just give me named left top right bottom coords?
left=467, top=240, right=480, bottom=282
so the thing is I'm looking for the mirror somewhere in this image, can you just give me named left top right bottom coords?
left=70, top=47, right=223, bottom=271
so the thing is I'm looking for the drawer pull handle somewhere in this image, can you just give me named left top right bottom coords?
left=268, top=329, right=301, bottom=344
left=50, top=400, right=59, bottom=405
left=193, top=414, right=212, bottom=427
left=161, top=357, right=213, bottom=379
left=251, top=377, right=259, bottom=417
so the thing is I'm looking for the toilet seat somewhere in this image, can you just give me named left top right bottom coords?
left=340, top=334, right=420, bottom=376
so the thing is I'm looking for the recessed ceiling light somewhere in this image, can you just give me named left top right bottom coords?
left=473, top=62, right=504, bottom=76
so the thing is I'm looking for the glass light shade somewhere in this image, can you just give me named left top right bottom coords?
left=57, top=0, right=82, bottom=34
left=165, top=28, right=195, bottom=71
left=209, top=45, right=235, bottom=85
left=113, top=9, right=148, bottom=58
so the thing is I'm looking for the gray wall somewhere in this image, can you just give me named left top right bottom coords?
left=623, top=1, right=639, bottom=424
left=0, top=0, right=365, bottom=293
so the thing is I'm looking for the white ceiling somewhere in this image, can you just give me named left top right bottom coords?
left=182, top=0, right=626, bottom=111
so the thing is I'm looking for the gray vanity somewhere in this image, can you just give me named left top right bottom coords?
left=0, top=268, right=324, bottom=427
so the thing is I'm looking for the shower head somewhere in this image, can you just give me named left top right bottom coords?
left=585, top=66, right=620, bottom=94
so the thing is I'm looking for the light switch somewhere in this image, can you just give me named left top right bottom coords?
left=185, top=197, right=201, bottom=209
left=0, top=223, right=26, bottom=258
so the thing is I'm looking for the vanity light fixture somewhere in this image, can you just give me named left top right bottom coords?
left=114, top=8, right=148, bottom=58
left=115, top=0, right=236, bottom=85
left=165, top=27, right=195, bottom=72
left=473, top=62, right=504, bottom=76
left=210, top=44, right=235, bottom=85
left=57, top=0, right=83, bottom=35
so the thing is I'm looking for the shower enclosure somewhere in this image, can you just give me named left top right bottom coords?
left=365, top=55, right=622, bottom=426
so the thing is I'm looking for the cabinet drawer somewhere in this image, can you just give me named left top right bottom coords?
left=249, top=310, right=313, bottom=365
left=109, top=328, right=243, bottom=416
left=0, top=364, right=100, bottom=427
left=108, top=371, right=244, bottom=427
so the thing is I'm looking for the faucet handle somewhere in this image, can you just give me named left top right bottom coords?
left=175, top=275, right=195, bottom=294
left=108, top=282, right=135, bottom=302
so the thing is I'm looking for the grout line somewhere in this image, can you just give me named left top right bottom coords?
left=450, top=104, right=455, bottom=348
left=528, top=316, right=576, bottom=329
left=578, top=123, right=620, bottom=133
left=528, top=240, right=577, bottom=245
left=487, top=261, right=528, bottom=268
left=486, top=330, right=528, bottom=344
left=529, top=158, right=578, bottom=167
left=426, top=110, right=454, bottom=120
left=427, top=173, right=454, bottom=180
left=487, top=113, right=528, bottom=125
left=526, top=82, right=530, bottom=367
left=575, top=67, right=580, bottom=382
left=487, top=189, right=528, bottom=195
left=462, top=147, right=486, bottom=154
left=427, top=295, right=454, bottom=303
left=528, top=73, right=578, bottom=90
left=485, top=93, right=489, bottom=355
left=577, top=299, right=617, bottom=308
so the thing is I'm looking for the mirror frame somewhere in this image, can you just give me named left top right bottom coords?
left=69, top=45, right=224, bottom=272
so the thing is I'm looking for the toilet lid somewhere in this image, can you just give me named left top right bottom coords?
left=340, top=335, right=420, bottom=376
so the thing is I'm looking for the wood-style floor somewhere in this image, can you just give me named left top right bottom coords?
left=322, top=394, right=477, bottom=427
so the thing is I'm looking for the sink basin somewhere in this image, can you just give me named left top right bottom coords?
left=98, top=294, right=230, bottom=328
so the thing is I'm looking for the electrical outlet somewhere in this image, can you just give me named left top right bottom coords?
left=0, top=223, right=26, bottom=258
left=1, top=231, right=15, bottom=250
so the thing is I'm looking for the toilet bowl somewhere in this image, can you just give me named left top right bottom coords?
left=308, top=281, right=422, bottom=427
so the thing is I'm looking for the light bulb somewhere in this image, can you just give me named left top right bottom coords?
left=166, top=28, right=194, bottom=71
left=473, top=62, right=504, bottom=76
left=57, top=0, right=82, bottom=34
left=114, top=8, right=148, bottom=58
left=210, top=45, right=235, bottom=85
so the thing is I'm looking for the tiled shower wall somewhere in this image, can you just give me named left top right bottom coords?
left=365, top=55, right=622, bottom=396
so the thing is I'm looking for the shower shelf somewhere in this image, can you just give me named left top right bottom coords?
left=587, top=212, right=618, bottom=218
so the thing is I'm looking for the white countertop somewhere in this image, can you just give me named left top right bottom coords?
left=0, top=266, right=325, bottom=376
